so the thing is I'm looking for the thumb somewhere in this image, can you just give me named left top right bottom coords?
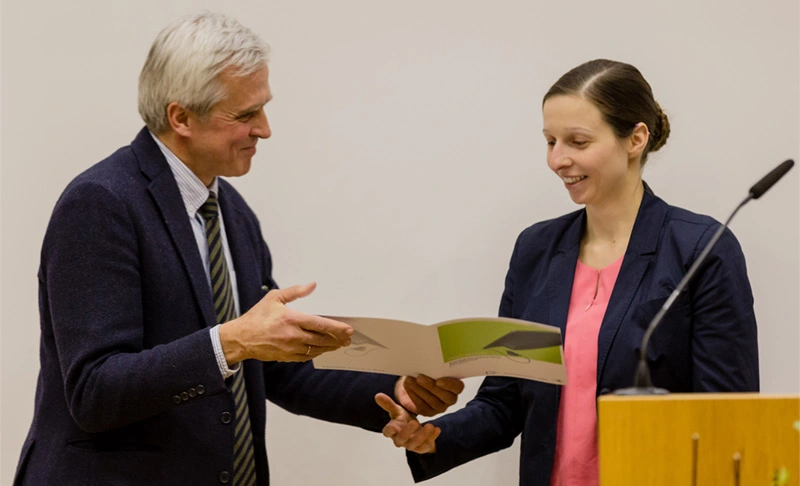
left=375, top=393, right=408, bottom=420
left=273, top=282, right=317, bottom=304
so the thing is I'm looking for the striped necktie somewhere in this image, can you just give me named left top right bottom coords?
left=199, top=193, right=257, bottom=486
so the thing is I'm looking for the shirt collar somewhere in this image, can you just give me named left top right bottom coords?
left=149, top=131, right=219, bottom=217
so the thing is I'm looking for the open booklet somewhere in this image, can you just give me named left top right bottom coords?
left=313, top=316, right=566, bottom=385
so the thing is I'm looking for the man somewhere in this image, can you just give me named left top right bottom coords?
left=14, top=12, right=462, bottom=485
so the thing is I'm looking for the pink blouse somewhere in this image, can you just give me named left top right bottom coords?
left=549, top=256, right=624, bottom=486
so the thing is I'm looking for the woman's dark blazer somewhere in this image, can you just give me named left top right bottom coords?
left=408, top=187, right=759, bottom=485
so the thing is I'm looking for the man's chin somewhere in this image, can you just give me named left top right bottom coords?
left=222, top=161, right=252, bottom=179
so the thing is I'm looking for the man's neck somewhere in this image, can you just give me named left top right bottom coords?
left=152, top=130, right=214, bottom=186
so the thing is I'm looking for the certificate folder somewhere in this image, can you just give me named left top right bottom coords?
left=313, top=316, right=567, bottom=384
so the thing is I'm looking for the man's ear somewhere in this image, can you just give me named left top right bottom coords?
left=166, top=102, right=192, bottom=137
left=627, top=122, right=650, bottom=161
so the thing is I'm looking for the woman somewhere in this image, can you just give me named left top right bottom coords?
left=376, top=59, right=759, bottom=486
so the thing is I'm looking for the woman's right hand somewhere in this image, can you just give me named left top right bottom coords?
left=375, top=393, right=440, bottom=454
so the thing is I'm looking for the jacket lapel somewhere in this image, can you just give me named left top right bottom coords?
left=596, top=189, right=667, bottom=382
left=547, top=212, right=584, bottom=340
left=218, top=182, right=261, bottom=312
left=132, top=128, right=217, bottom=329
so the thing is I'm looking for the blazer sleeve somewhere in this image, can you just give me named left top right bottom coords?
left=263, top=362, right=397, bottom=432
left=689, top=225, right=759, bottom=391
left=42, top=181, right=226, bottom=433
left=407, top=234, right=527, bottom=481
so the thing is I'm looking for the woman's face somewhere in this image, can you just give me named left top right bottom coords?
left=542, top=94, right=640, bottom=208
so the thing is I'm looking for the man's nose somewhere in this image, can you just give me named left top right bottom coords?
left=251, top=109, right=271, bottom=139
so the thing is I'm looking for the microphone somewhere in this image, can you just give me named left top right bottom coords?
left=749, top=159, right=795, bottom=199
left=614, top=159, right=795, bottom=395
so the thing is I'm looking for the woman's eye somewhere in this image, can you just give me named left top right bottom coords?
left=572, top=140, right=587, bottom=147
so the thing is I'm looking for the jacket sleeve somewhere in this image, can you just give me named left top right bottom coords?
left=263, top=362, right=398, bottom=432
left=689, top=226, right=759, bottom=391
left=43, top=181, right=226, bottom=433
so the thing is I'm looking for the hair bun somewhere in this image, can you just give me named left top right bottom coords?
left=650, top=101, right=671, bottom=153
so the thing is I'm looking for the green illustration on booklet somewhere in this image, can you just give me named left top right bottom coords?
left=438, top=320, right=563, bottom=364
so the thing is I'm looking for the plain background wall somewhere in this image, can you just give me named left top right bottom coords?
left=1, top=1, right=798, bottom=484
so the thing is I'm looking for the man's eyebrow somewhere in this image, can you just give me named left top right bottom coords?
left=239, top=97, right=272, bottom=114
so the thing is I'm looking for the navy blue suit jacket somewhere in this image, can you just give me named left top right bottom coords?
left=15, top=128, right=396, bottom=485
left=408, top=188, right=759, bottom=485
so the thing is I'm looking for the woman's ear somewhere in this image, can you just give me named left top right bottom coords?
left=628, top=122, right=650, bottom=161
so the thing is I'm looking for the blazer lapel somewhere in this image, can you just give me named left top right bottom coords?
left=132, top=128, right=217, bottom=329
left=596, top=189, right=667, bottom=382
left=547, top=212, right=584, bottom=340
left=218, top=183, right=261, bottom=312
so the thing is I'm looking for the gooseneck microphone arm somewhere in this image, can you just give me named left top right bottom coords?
left=615, top=159, right=794, bottom=395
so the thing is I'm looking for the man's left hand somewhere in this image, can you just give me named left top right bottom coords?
left=394, top=375, right=465, bottom=416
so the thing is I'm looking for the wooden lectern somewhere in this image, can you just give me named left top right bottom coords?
left=598, top=394, right=800, bottom=485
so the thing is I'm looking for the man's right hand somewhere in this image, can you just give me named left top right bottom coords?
left=218, top=282, right=353, bottom=364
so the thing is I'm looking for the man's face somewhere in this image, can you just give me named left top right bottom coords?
left=185, top=66, right=272, bottom=184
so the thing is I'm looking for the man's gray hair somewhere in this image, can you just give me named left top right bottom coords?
left=138, top=12, right=270, bottom=133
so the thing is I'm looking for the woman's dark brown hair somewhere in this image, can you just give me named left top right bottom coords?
left=543, top=59, right=670, bottom=165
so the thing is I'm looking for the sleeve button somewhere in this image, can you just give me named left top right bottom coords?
left=197, top=385, right=205, bottom=395
left=172, top=395, right=182, bottom=404
left=180, top=392, right=189, bottom=401
left=188, top=388, right=197, bottom=398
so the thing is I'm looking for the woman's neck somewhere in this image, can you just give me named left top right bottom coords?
left=579, top=179, right=644, bottom=268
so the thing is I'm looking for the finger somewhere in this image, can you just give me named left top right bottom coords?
left=405, top=424, right=440, bottom=452
left=302, top=328, right=354, bottom=348
left=398, top=425, right=440, bottom=455
left=375, top=393, right=408, bottom=420
left=272, top=282, right=316, bottom=304
left=393, top=420, right=421, bottom=447
left=416, top=374, right=459, bottom=407
left=417, top=427, right=440, bottom=454
left=299, top=345, right=341, bottom=359
left=403, top=424, right=435, bottom=450
left=434, top=377, right=466, bottom=395
left=402, top=377, right=439, bottom=416
left=382, top=421, right=400, bottom=438
left=382, top=418, right=412, bottom=439
left=298, top=314, right=353, bottom=340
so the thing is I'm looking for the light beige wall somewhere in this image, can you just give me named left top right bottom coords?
left=2, top=1, right=798, bottom=485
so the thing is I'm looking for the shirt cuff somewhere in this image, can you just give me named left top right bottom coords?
left=210, top=325, right=240, bottom=379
